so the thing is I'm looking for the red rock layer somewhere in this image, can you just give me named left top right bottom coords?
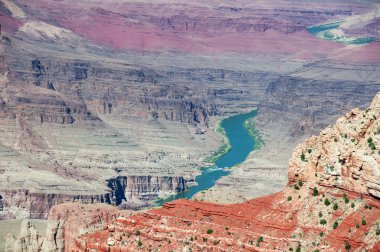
left=70, top=185, right=379, bottom=251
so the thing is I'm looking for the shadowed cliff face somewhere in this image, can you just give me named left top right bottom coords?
left=0, top=0, right=380, bottom=222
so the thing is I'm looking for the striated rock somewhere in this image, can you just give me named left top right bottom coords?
left=10, top=92, right=377, bottom=252
left=288, top=92, right=380, bottom=199
left=5, top=219, right=43, bottom=252
left=0, top=175, right=187, bottom=219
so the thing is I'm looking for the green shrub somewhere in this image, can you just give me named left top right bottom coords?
left=319, top=232, right=324, bottom=237
left=294, top=185, right=300, bottom=190
left=362, top=220, right=366, bottom=226
left=138, top=240, right=142, bottom=247
left=307, top=149, right=312, bottom=154
left=351, top=202, right=355, bottom=208
left=356, top=224, right=359, bottom=228
left=344, top=240, right=351, bottom=251
left=288, top=196, right=292, bottom=201
left=343, top=194, right=349, bottom=204
left=324, top=198, right=331, bottom=206
left=256, top=236, right=264, bottom=247
left=333, top=203, right=338, bottom=210
left=135, top=230, right=141, bottom=236
left=318, top=212, right=323, bottom=218
left=206, top=229, right=213, bottom=234
left=313, top=187, right=318, bottom=196
left=203, top=237, right=207, bottom=242
left=333, top=221, right=338, bottom=229
left=320, top=219, right=327, bottom=225
left=301, top=152, right=306, bottom=161
left=298, top=181, right=304, bottom=187
left=296, top=244, right=301, bottom=252
left=368, top=137, right=376, bottom=150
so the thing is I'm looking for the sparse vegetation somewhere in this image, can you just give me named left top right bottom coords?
left=319, top=211, right=323, bottom=218
left=301, top=152, right=306, bottom=162
left=256, top=236, right=264, bottom=247
left=296, top=244, right=301, bottom=252
left=313, top=187, right=318, bottom=196
left=324, top=198, right=331, bottom=206
left=333, top=221, right=338, bottom=229
left=333, top=203, right=338, bottom=210
left=368, top=137, right=376, bottom=150
left=343, top=194, right=349, bottom=204
left=344, top=240, right=351, bottom=251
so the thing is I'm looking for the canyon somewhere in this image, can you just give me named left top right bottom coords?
left=5, top=92, right=380, bottom=252
left=0, top=0, right=380, bottom=250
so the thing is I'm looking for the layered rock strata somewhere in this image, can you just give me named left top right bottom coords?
left=10, top=93, right=380, bottom=252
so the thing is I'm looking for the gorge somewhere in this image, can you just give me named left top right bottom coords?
left=0, top=0, right=379, bottom=251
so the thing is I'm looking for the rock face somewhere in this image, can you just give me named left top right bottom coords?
left=0, top=175, right=187, bottom=219
left=5, top=219, right=43, bottom=252
left=13, top=93, right=380, bottom=251
left=289, top=92, right=380, bottom=199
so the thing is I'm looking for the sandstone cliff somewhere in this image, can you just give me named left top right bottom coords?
left=289, top=92, right=380, bottom=199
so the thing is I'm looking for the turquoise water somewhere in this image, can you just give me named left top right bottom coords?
left=155, top=110, right=257, bottom=206
left=307, top=21, right=376, bottom=45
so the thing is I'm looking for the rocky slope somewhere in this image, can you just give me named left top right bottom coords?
left=289, top=93, right=380, bottom=199
left=8, top=92, right=380, bottom=252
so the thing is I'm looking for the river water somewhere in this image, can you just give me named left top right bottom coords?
left=155, top=110, right=257, bottom=206
left=307, top=21, right=376, bottom=45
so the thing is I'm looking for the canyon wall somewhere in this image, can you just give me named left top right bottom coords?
left=0, top=175, right=186, bottom=220
left=9, top=93, right=380, bottom=252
